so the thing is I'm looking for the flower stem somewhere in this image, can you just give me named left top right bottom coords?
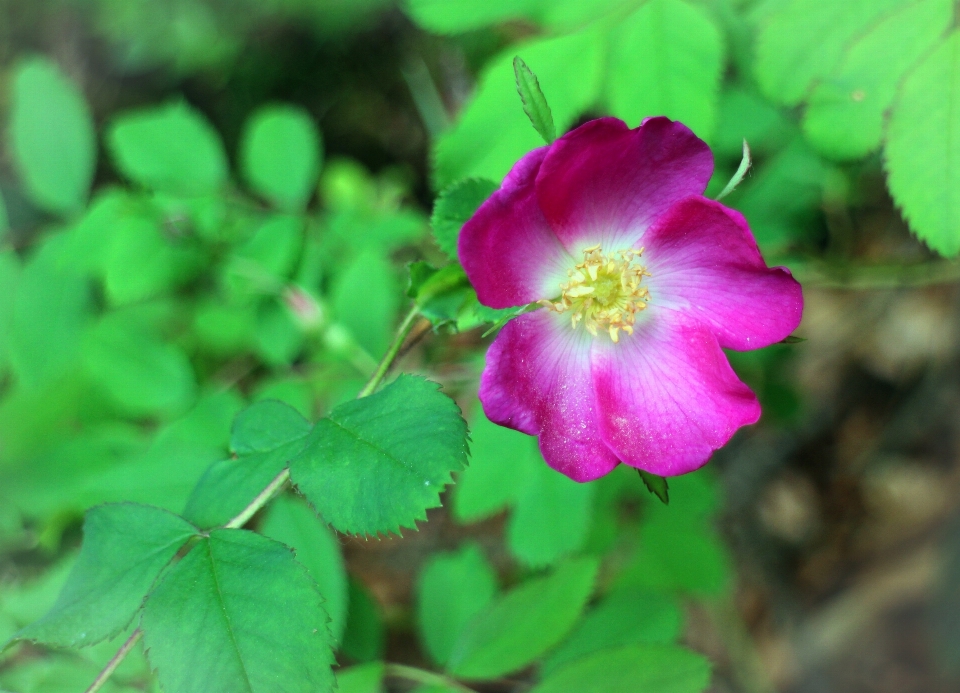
left=384, top=663, right=478, bottom=693
left=223, top=467, right=291, bottom=529
left=358, top=305, right=421, bottom=398
left=84, top=628, right=143, bottom=693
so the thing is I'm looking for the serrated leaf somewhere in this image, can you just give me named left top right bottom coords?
left=416, top=543, right=498, bottom=666
left=142, top=529, right=335, bottom=693
left=513, top=56, right=556, bottom=143
left=8, top=57, right=96, bottom=216
left=452, top=409, right=538, bottom=523
left=886, top=30, right=960, bottom=257
left=542, top=588, right=683, bottom=675
left=607, top=0, right=724, bottom=139
left=12, top=504, right=197, bottom=648
left=262, top=496, right=349, bottom=644
left=107, top=101, right=228, bottom=194
left=231, top=399, right=312, bottom=455
left=290, top=375, right=468, bottom=535
left=530, top=644, right=711, bottom=693
left=83, top=316, right=196, bottom=417
left=431, top=179, right=499, bottom=259
left=446, top=558, right=597, bottom=679
left=754, top=0, right=912, bottom=106
left=508, top=461, right=594, bottom=567
left=803, top=0, right=951, bottom=160
left=434, top=28, right=604, bottom=186
left=241, top=104, right=322, bottom=211
left=637, top=469, right=669, bottom=504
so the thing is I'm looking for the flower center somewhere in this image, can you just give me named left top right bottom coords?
left=539, top=244, right=651, bottom=343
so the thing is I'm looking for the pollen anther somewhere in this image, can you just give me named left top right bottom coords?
left=544, top=245, right=651, bottom=342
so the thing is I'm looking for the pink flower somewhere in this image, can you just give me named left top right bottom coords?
left=459, top=117, right=803, bottom=482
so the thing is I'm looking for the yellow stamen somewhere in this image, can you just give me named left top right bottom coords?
left=543, top=244, right=651, bottom=342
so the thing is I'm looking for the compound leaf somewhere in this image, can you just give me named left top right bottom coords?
left=142, top=529, right=335, bottom=693
left=12, top=504, right=197, bottom=648
left=291, top=376, right=468, bottom=535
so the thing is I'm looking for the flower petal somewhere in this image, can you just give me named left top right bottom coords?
left=535, top=117, right=713, bottom=252
left=459, top=147, right=571, bottom=309
left=592, top=313, right=760, bottom=477
left=643, top=197, right=803, bottom=350
left=479, top=310, right=620, bottom=482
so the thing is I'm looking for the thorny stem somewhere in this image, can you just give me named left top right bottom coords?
left=84, top=628, right=143, bottom=693
left=358, top=304, right=422, bottom=398
left=85, top=305, right=427, bottom=693
left=385, top=663, right=479, bottom=693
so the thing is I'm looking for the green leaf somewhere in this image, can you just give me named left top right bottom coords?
left=713, top=88, right=793, bottom=159
left=231, top=399, right=312, bottom=455
left=416, top=543, right=498, bottom=666
left=434, top=27, right=605, bottom=186
left=637, top=469, right=669, bottom=504
left=330, top=248, right=400, bottom=356
left=405, top=0, right=540, bottom=33
left=226, top=215, right=304, bottom=293
left=803, top=0, right=951, bottom=160
left=446, top=557, right=598, bottom=679
left=886, top=30, right=960, bottom=257
left=262, top=496, right=349, bottom=644
left=542, top=588, right=683, bottom=675
left=12, top=503, right=197, bottom=648
left=290, top=375, right=468, bottom=535
left=241, top=104, right=322, bottom=211
left=335, top=662, right=384, bottom=693
left=452, top=409, right=538, bottom=523
left=508, top=461, right=594, bottom=567
left=107, top=101, right=228, bottom=195
left=9, top=236, right=91, bottom=389
left=530, top=644, right=711, bottom=693
left=0, top=188, right=8, bottom=239
left=142, top=529, right=335, bottom=693
left=754, top=0, right=913, bottom=106
left=8, top=57, right=96, bottom=216
left=83, top=316, right=196, bottom=417
left=254, top=300, right=304, bottom=367
left=431, top=179, right=498, bottom=259
left=513, top=56, right=557, bottom=144
left=341, top=578, right=385, bottom=662
left=607, top=0, right=724, bottom=139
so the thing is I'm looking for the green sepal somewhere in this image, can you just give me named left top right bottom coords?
left=637, top=469, right=669, bottom=505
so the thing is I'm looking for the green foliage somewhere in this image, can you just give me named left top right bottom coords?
left=12, top=504, right=197, bottom=648
left=430, top=178, right=498, bottom=259
left=886, top=31, right=960, bottom=257
left=802, top=0, right=951, bottom=160
left=341, top=579, right=385, bottom=662
left=231, top=399, right=312, bottom=455
left=142, top=529, right=335, bottom=693
left=416, top=543, right=498, bottom=666
left=290, top=375, right=468, bottom=535
left=262, top=496, right=349, bottom=644
left=331, top=249, right=400, bottom=356
left=8, top=57, right=96, bottom=216
left=608, top=0, right=724, bottom=139
left=107, top=101, right=228, bottom=194
left=541, top=588, right=683, bottom=675
left=446, top=558, right=598, bottom=679
left=335, top=662, right=385, bottom=693
left=241, top=105, right=323, bottom=212
left=637, top=469, right=669, bottom=504
left=514, top=57, right=556, bottom=144
left=530, top=644, right=711, bottom=693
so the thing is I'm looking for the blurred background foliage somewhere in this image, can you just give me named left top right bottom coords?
left=1, top=0, right=960, bottom=692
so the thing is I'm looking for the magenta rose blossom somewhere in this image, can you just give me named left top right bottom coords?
left=459, top=117, right=803, bottom=482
